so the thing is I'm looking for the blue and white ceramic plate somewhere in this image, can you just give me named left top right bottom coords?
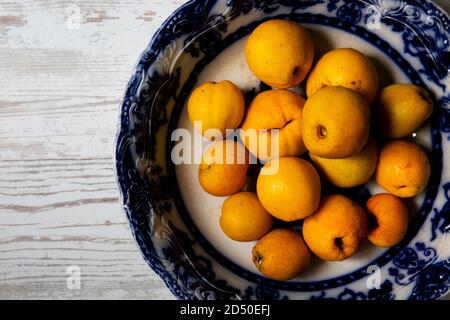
left=115, top=0, right=450, bottom=300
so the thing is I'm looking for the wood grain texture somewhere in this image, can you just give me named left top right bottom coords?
left=0, top=0, right=448, bottom=300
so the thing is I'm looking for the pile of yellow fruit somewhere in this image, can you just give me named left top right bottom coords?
left=186, top=20, right=433, bottom=280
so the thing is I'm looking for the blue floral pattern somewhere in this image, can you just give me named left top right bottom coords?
left=438, top=95, right=450, bottom=139
left=336, top=1, right=366, bottom=24
left=116, top=0, right=450, bottom=300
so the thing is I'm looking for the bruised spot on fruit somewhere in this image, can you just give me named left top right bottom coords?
left=367, top=212, right=378, bottom=231
left=334, top=237, right=344, bottom=251
left=396, top=185, right=407, bottom=189
left=292, top=66, right=300, bottom=76
left=418, top=89, right=433, bottom=104
left=253, top=250, right=263, bottom=269
left=317, top=125, right=327, bottom=139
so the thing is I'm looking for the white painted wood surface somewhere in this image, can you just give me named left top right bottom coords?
left=0, top=0, right=449, bottom=300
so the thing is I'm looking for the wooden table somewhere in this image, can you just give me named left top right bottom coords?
left=1, top=0, right=448, bottom=300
